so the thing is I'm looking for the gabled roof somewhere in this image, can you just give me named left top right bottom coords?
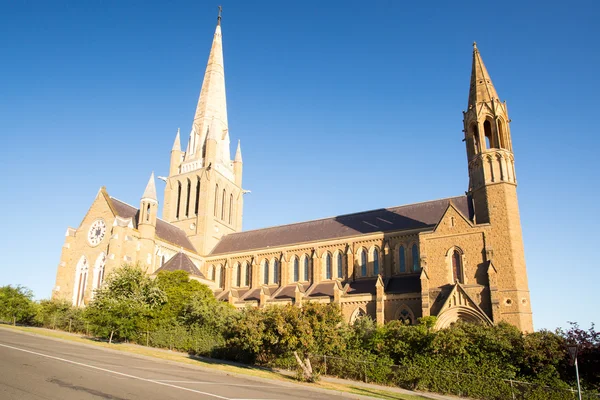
left=154, top=252, right=204, bottom=277
left=108, top=197, right=196, bottom=252
left=210, top=196, right=471, bottom=255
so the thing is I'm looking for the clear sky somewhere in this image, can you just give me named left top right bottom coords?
left=1, top=1, right=598, bottom=331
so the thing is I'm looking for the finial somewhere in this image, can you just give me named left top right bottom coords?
left=473, top=41, right=478, bottom=51
left=217, top=5, right=222, bottom=26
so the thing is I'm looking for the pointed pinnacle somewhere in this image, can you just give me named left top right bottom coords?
left=142, top=172, right=157, bottom=201
left=234, top=139, right=242, bottom=162
left=172, top=128, right=181, bottom=152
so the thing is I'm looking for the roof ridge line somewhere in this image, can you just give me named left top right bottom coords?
left=223, top=195, right=466, bottom=236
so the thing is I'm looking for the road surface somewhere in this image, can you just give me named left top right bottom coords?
left=0, top=328, right=361, bottom=400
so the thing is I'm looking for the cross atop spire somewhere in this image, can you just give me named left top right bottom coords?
left=217, top=5, right=222, bottom=26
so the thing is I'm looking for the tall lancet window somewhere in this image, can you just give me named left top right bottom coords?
left=325, top=253, right=332, bottom=280
left=303, top=255, right=309, bottom=281
left=185, top=179, right=191, bottom=217
left=229, top=193, right=233, bottom=224
left=272, top=259, right=279, bottom=285
left=399, top=246, right=406, bottom=273
left=412, top=244, right=420, bottom=272
left=372, top=248, right=380, bottom=276
left=336, top=252, right=343, bottom=279
left=293, top=257, right=299, bottom=282
left=221, top=189, right=226, bottom=220
left=360, top=249, right=367, bottom=277
left=214, top=184, right=219, bottom=217
left=262, top=259, right=269, bottom=285
left=195, top=178, right=200, bottom=215
left=73, top=256, right=89, bottom=307
left=176, top=182, right=182, bottom=219
left=452, top=250, right=463, bottom=283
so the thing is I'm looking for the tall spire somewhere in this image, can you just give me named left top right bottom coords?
left=468, top=42, right=500, bottom=108
left=186, top=7, right=228, bottom=162
left=142, top=172, right=157, bottom=201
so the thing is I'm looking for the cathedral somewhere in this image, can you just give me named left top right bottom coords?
left=53, top=14, right=534, bottom=332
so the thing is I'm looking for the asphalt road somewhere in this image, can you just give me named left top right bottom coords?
left=0, top=328, right=361, bottom=400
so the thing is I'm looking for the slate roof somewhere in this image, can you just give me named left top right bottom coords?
left=154, top=252, right=204, bottom=277
left=109, top=197, right=196, bottom=252
left=384, top=275, right=421, bottom=294
left=210, top=196, right=470, bottom=255
left=308, top=282, right=336, bottom=298
left=347, top=278, right=378, bottom=295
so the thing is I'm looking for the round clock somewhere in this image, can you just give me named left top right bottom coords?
left=88, top=219, right=107, bottom=247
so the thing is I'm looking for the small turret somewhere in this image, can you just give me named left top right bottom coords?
left=139, top=172, right=158, bottom=239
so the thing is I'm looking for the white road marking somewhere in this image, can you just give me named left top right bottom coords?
left=154, top=380, right=273, bottom=387
left=0, top=343, right=231, bottom=399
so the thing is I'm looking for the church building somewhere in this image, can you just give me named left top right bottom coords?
left=53, top=14, right=534, bottom=332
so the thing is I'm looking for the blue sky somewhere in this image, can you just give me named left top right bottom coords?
left=1, top=1, right=598, bottom=331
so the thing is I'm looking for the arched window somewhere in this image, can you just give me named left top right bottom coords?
left=412, top=244, right=420, bottom=272
left=217, top=265, right=224, bottom=289
left=484, top=120, right=494, bottom=149
left=372, top=248, right=380, bottom=276
left=452, top=250, right=463, bottom=283
left=350, top=307, right=367, bottom=325
left=208, top=265, right=215, bottom=281
left=146, top=203, right=150, bottom=222
left=359, top=249, right=367, bottom=277
left=176, top=181, right=182, bottom=219
left=221, top=189, right=226, bottom=220
left=229, top=193, right=233, bottom=224
left=324, top=253, right=332, bottom=280
left=234, top=263, right=241, bottom=287
left=293, top=257, right=299, bottom=282
left=243, top=262, right=251, bottom=287
left=303, top=255, right=309, bottom=281
left=91, top=253, right=106, bottom=297
left=336, top=251, right=343, bottom=279
left=214, top=184, right=219, bottom=217
left=185, top=179, right=191, bottom=217
left=272, top=259, right=279, bottom=284
left=262, top=259, right=269, bottom=285
left=73, top=256, right=89, bottom=307
left=396, top=305, right=414, bottom=325
left=194, top=177, right=200, bottom=215
left=471, top=124, right=480, bottom=154
left=398, top=246, right=406, bottom=273
left=498, top=119, right=507, bottom=149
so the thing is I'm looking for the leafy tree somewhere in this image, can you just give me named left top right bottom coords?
left=155, top=270, right=213, bottom=323
left=0, top=285, right=37, bottom=325
left=85, top=264, right=166, bottom=343
left=227, top=303, right=345, bottom=381
left=35, top=298, right=86, bottom=332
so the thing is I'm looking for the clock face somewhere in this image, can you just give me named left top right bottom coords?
left=87, top=219, right=106, bottom=247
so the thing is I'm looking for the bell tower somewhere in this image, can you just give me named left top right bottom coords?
left=463, top=43, right=533, bottom=332
left=162, top=10, right=244, bottom=255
